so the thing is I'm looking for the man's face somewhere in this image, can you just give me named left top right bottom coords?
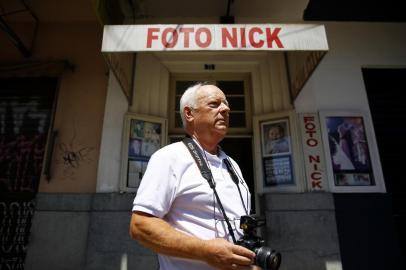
left=192, top=85, right=230, bottom=138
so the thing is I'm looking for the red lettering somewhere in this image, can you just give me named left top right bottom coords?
left=309, top=155, right=320, bottom=163
left=222, top=28, right=238, bottom=48
left=180, top=27, right=194, bottom=48
left=266, top=27, right=284, bottom=48
left=249, top=27, right=264, bottom=48
left=305, top=122, right=316, bottom=131
left=307, top=138, right=318, bottom=147
left=312, top=179, right=322, bottom=189
left=240, top=28, right=246, bottom=48
left=311, top=172, right=322, bottom=181
left=146, top=28, right=160, bottom=48
left=162, top=28, right=178, bottom=48
left=306, top=129, right=316, bottom=138
left=196, top=27, right=211, bottom=48
left=303, top=116, right=314, bottom=123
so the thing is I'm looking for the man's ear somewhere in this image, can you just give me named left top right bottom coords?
left=184, top=106, right=194, bottom=123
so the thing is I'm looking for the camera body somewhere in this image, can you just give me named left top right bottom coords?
left=236, top=215, right=281, bottom=270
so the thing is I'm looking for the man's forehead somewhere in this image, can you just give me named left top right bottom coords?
left=197, top=85, right=226, bottom=99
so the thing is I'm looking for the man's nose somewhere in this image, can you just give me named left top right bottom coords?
left=219, top=102, right=230, bottom=113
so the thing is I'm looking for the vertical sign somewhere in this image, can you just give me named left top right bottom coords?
left=299, top=113, right=327, bottom=191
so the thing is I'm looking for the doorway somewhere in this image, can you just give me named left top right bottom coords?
left=221, top=137, right=256, bottom=213
left=362, top=68, right=406, bottom=262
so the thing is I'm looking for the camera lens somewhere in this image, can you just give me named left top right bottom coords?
left=255, top=247, right=282, bottom=270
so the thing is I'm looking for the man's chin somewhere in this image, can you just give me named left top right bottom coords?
left=214, top=126, right=228, bottom=136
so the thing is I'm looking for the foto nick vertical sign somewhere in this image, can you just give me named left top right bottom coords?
left=299, top=114, right=327, bottom=191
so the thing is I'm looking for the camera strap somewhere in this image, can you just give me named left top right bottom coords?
left=182, top=137, right=237, bottom=244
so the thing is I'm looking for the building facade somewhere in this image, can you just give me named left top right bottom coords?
left=1, top=1, right=405, bottom=270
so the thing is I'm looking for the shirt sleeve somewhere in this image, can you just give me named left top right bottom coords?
left=132, top=148, right=178, bottom=218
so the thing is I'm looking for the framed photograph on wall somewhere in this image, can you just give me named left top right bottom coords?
left=120, top=113, right=167, bottom=192
left=253, top=111, right=303, bottom=193
left=319, top=111, right=386, bottom=192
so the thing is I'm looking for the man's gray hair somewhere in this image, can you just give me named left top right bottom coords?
left=179, top=82, right=209, bottom=128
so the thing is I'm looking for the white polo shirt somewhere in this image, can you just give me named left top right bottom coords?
left=133, top=141, right=251, bottom=270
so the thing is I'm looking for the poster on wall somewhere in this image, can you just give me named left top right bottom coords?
left=120, top=113, right=167, bottom=191
left=261, top=119, right=294, bottom=186
left=319, top=111, right=386, bottom=193
left=253, top=111, right=303, bottom=193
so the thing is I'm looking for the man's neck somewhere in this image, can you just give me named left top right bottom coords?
left=191, top=134, right=221, bottom=155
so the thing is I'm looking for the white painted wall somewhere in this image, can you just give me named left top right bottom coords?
left=295, top=22, right=406, bottom=112
left=131, top=53, right=170, bottom=117
left=96, top=73, right=129, bottom=192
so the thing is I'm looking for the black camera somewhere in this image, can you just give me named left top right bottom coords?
left=236, top=215, right=281, bottom=270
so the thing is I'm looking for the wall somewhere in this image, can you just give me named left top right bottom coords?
left=267, top=194, right=340, bottom=270
left=131, top=53, right=170, bottom=117
left=0, top=21, right=108, bottom=192
left=96, top=73, right=128, bottom=192
left=295, top=22, right=406, bottom=112
left=24, top=193, right=158, bottom=270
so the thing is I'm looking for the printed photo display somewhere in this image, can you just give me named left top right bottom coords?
left=127, top=119, right=162, bottom=188
left=325, top=116, right=374, bottom=186
left=260, top=119, right=294, bottom=186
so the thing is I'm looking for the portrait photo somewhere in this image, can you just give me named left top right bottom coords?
left=261, top=119, right=291, bottom=157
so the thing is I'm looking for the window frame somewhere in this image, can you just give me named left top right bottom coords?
left=169, top=73, right=252, bottom=135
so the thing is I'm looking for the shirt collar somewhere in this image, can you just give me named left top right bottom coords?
left=191, top=138, right=228, bottom=163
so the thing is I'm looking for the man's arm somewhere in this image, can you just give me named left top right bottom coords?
left=130, top=211, right=256, bottom=270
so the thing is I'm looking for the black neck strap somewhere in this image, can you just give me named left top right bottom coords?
left=182, top=137, right=237, bottom=243
left=182, top=137, right=216, bottom=188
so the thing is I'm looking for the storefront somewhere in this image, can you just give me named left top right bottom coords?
left=1, top=1, right=405, bottom=270
left=99, top=23, right=333, bottom=196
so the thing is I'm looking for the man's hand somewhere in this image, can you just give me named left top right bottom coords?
left=202, top=238, right=256, bottom=270
left=131, top=212, right=259, bottom=269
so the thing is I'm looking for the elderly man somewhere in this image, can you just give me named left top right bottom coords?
left=130, top=83, right=255, bottom=270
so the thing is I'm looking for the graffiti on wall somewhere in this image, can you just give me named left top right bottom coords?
left=56, top=128, right=94, bottom=179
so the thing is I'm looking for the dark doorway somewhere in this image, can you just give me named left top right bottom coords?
left=332, top=68, right=406, bottom=270
left=220, top=137, right=255, bottom=213
left=363, top=68, right=406, bottom=260
left=0, top=77, right=57, bottom=269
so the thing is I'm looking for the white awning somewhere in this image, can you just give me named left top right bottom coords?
left=101, top=24, right=329, bottom=103
left=102, top=24, right=328, bottom=52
